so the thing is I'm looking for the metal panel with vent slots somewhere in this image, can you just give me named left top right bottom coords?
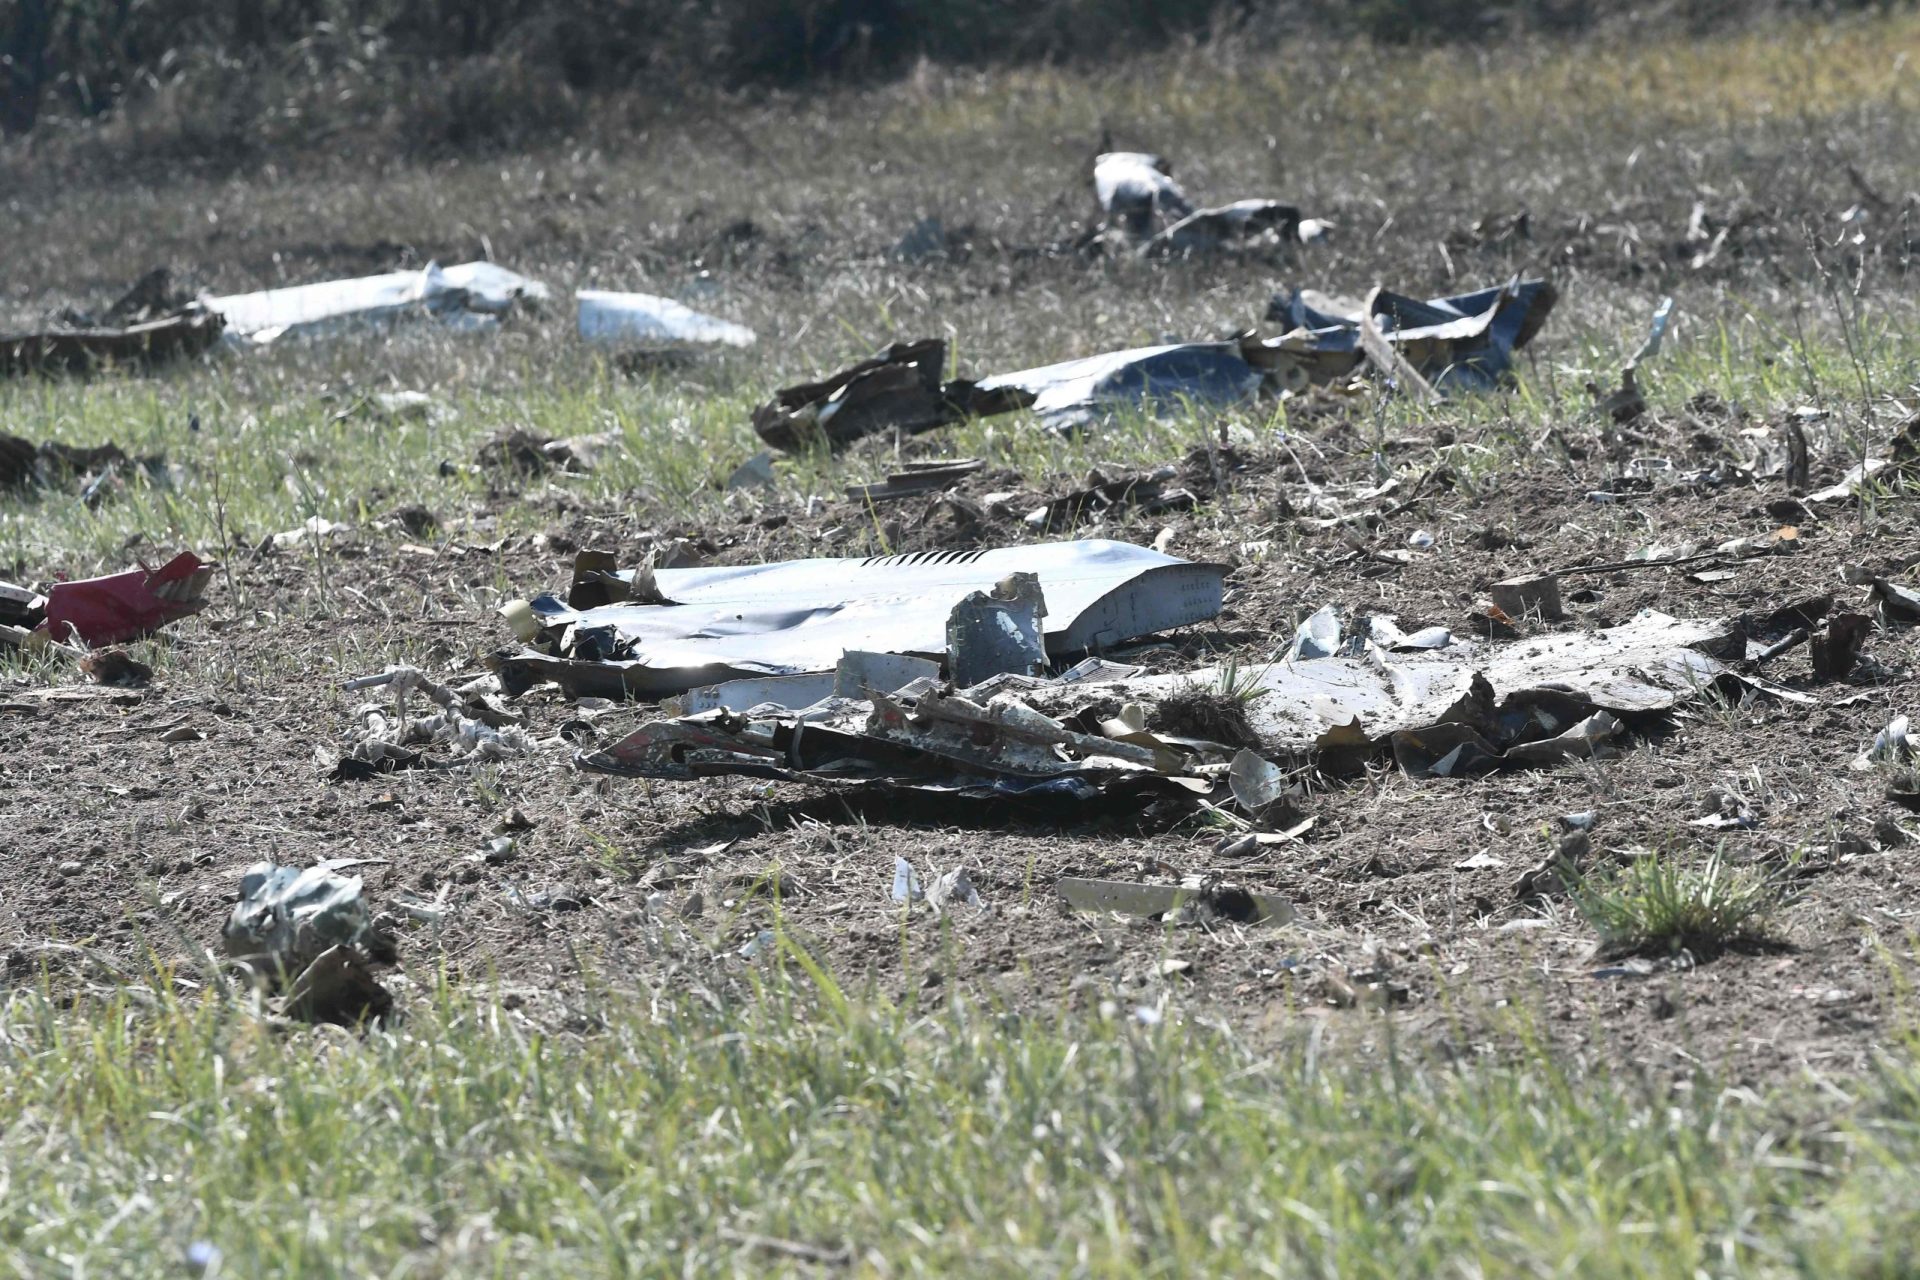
left=506, top=540, right=1225, bottom=698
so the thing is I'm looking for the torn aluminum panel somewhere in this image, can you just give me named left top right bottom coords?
left=1256, top=277, right=1556, bottom=393
left=947, top=572, right=1047, bottom=688
left=0, top=309, right=225, bottom=377
left=577, top=289, right=755, bottom=348
left=500, top=540, right=1225, bottom=699
left=207, top=261, right=549, bottom=345
left=971, top=343, right=1263, bottom=431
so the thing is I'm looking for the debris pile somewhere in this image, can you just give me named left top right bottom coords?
left=575, top=607, right=1799, bottom=806
left=580, top=662, right=1273, bottom=807
left=750, top=278, right=1553, bottom=453
left=323, top=667, right=533, bottom=780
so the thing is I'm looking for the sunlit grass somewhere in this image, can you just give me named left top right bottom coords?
left=6, top=949, right=1920, bottom=1277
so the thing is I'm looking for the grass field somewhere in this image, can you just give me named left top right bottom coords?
left=6, top=7, right=1920, bottom=1275
left=6, top=967, right=1920, bottom=1277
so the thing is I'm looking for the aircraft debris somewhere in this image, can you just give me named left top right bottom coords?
left=1, top=268, right=224, bottom=376
left=1093, top=151, right=1193, bottom=235
left=0, top=310, right=224, bottom=377
left=39, top=552, right=214, bottom=647
left=577, top=608, right=1781, bottom=810
left=323, top=667, right=532, bottom=780
left=493, top=540, right=1225, bottom=699
left=224, top=861, right=393, bottom=1023
left=206, top=261, right=548, bottom=345
left=751, top=278, right=1552, bottom=453
left=577, top=289, right=756, bottom=348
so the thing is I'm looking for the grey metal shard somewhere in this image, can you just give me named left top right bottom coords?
left=971, top=342, right=1264, bottom=431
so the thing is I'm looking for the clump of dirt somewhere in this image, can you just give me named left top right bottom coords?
left=1151, top=678, right=1263, bottom=750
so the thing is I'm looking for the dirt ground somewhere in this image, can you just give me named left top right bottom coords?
left=7, top=15, right=1920, bottom=1087
left=4, top=380, right=1915, bottom=1090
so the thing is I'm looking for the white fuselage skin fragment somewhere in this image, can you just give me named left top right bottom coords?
left=1093, top=152, right=1193, bottom=233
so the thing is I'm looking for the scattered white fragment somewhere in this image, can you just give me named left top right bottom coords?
left=578, top=289, right=756, bottom=348
left=1854, top=715, right=1915, bottom=771
left=272, top=516, right=351, bottom=549
left=891, top=856, right=923, bottom=903
left=1290, top=603, right=1342, bottom=660
left=927, top=866, right=982, bottom=914
left=209, top=261, right=548, bottom=344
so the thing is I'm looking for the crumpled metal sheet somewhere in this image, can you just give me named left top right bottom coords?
left=580, top=676, right=1236, bottom=806
left=207, top=261, right=549, bottom=344
left=1257, top=277, right=1556, bottom=392
left=42, top=551, right=213, bottom=646
left=971, top=342, right=1264, bottom=431
left=1023, top=610, right=1765, bottom=771
left=223, top=861, right=373, bottom=974
left=577, top=290, right=755, bottom=348
left=500, top=540, right=1225, bottom=698
left=751, top=339, right=1016, bottom=452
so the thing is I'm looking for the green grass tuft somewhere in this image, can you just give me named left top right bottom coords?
left=1571, top=848, right=1791, bottom=959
